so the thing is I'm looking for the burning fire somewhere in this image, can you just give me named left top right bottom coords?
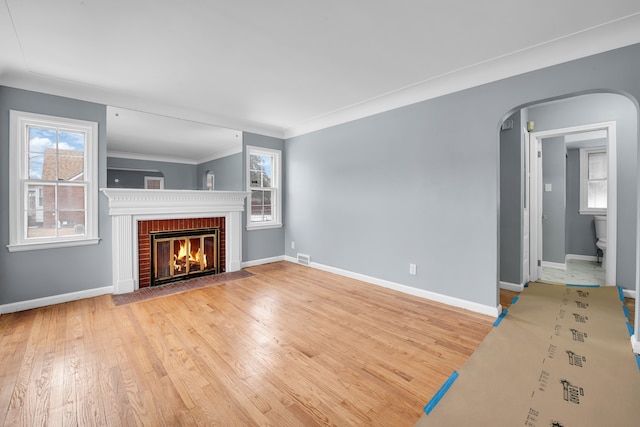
left=172, top=240, right=207, bottom=272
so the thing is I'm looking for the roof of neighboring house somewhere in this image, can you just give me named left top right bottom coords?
left=41, top=148, right=84, bottom=181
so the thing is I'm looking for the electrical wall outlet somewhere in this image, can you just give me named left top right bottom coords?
left=409, top=263, right=417, bottom=275
left=291, top=241, right=295, bottom=249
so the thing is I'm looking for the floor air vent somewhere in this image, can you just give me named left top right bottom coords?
left=297, top=253, right=311, bottom=266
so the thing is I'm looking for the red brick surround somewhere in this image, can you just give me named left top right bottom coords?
left=137, top=217, right=226, bottom=288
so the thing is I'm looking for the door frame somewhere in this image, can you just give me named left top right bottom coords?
left=528, top=121, right=617, bottom=285
left=522, top=127, right=531, bottom=284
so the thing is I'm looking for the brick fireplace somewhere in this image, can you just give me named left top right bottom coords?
left=138, top=217, right=226, bottom=288
left=101, top=188, right=248, bottom=294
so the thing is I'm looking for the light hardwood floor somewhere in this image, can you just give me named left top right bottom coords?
left=0, top=262, right=495, bottom=426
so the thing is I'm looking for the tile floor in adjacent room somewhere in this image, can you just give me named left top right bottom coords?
left=539, top=258, right=605, bottom=286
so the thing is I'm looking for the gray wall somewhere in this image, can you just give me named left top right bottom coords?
left=243, top=132, right=285, bottom=262
left=541, top=137, right=566, bottom=263
left=527, top=93, right=637, bottom=288
left=0, top=86, right=112, bottom=305
left=566, top=148, right=599, bottom=257
left=107, top=168, right=164, bottom=189
left=196, top=152, right=243, bottom=191
left=4, top=43, right=640, bottom=310
left=285, top=43, right=640, bottom=309
left=107, top=157, right=197, bottom=190
left=499, top=111, right=523, bottom=284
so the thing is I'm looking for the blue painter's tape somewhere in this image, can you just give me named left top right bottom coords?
left=424, top=371, right=459, bottom=415
left=636, top=355, right=640, bottom=372
left=524, top=282, right=529, bottom=288
left=511, top=296, right=519, bottom=305
left=623, top=306, right=630, bottom=319
left=566, top=283, right=599, bottom=288
left=493, top=309, right=508, bottom=327
left=626, top=322, right=634, bottom=337
left=618, top=286, right=625, bottom=302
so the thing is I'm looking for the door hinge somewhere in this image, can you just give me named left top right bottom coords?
left=537, top=260, right=541, bottom=267
left=538, top=151, right=542, bottom=158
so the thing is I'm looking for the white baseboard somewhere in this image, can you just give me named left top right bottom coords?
left=565, top=254, right=598, bottom=262
left=631, top=335, right=640, bottom=355
left=285, top=256, right=500, bottom=317
left=241, top=255, right=285, bottom=268
left=0, top=285, right=114, bottom=314
left=541, top=261, right=567, bottom=270
left=622, top=288, right=637, bottom=299
left=499, top=281, right=525, bottom=292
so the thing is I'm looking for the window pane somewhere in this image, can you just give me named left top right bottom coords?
left=250, top=154, right=272, bottom=188
left=588, top=152, right=606, bottom=180
left=251, top=205, right=264, bottom=219
left=58, top=154, right=85, bottom=181
left=206, top=173, right=215, bottom=190
left=250, top=170, right=261, bottom=187
left=58, top=130, right=85, bottom=154
left=29, top=153, right=45, bottom=179
left=251, top=190, right=264, bottom=206
left=251, top=189, right=262, bottom=222
left=587, top=181, right=607, bottom=209
left=27, top=209, right=45, bottom=227
left=28, top=127, right=56, bottom=153
left=59, top=211, right=86, bottom=235
left=27, top=184, right=44, bottom=211
left=263, top=205, right=272, bottom=221
left=250, top=190, right=274, bottom=223
left=58, top=185, right=85, bottom=210
left=26, top=183, right=53, bottom=219
left=26, top=211, right=56, bottom=239
left=263, top=190, right=272, bottom=221
left=42, top=150, right=58, bottom=180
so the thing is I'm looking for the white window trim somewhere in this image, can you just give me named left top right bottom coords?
left=246, top=145, right=282, bottom=230
left=8, top=110, right=100, bottom=252
left=578, top=146, right=607, bottom=215
left=144, top=176, right=165, bottom=189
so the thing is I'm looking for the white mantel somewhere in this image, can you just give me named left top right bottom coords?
left=101, top=188, right=249, bottom=294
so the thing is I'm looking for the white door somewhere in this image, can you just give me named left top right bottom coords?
left=522, top=128, right=530, bottom=284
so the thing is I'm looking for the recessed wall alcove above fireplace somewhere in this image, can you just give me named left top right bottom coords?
left=101, top=188, right=248, bottom=294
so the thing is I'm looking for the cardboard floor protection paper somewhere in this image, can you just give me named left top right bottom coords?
left=415, top=283, right=640, bottom=427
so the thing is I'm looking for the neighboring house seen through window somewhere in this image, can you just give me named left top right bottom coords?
left=246, top=146, right=281, bottom=229
left=8, top=110, right=99, bottom=251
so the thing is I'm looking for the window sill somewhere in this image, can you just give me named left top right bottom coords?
left=578, top=209, right=607, bottom=216
left=246, top=223, right=283, bottom=231
left=7, top=238, right=101, bottom=253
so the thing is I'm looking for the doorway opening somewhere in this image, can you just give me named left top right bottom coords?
left=499, top=92, right=637, bottom=293
left=529, top=122, right=616, bottom=286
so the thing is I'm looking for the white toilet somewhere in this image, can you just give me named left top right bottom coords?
left=594, top=216, right=607, bottom=266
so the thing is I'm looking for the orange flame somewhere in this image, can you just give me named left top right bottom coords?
left=172, top=239, right=207, bottom=272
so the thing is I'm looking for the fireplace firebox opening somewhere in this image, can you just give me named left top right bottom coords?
left=150, top=227, right=220, bottom=286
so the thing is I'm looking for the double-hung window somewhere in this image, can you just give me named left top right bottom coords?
left=8, top=110, right=99, bottom=251
left=246, top=146, right=281, bottom=229
left=579, top=146, right=607, bottom=215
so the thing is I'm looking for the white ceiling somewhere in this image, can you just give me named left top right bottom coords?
left=1, top=1, right=640, bottom=162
